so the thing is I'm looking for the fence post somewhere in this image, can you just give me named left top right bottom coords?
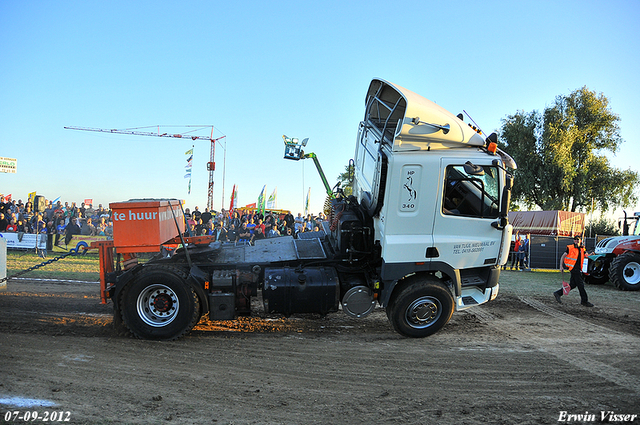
left=0, top=237, right=7, bottom=291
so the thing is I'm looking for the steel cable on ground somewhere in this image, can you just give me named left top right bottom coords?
left=1, top=242, right=90, bottom=284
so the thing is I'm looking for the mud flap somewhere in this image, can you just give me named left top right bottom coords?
left=187, top=265, right=210, bottom=316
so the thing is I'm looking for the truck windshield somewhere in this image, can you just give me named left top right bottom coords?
left=442, top=165, right=500, bottom=219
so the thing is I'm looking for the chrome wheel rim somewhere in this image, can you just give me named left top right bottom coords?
left=137, top=284, right=179, bottom=327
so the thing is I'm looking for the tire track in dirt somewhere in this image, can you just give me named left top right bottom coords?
left=4, top=278, right=638, bottom=424
left=471, top=297, right=640, bottom=395
left=517, top=296, right=633, bottom=337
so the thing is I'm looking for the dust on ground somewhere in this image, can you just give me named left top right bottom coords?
left=1, top=271, right=639, bottom=424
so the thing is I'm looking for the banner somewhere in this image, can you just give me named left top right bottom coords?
left=267, top=187, right=277, bottom=209
left=28, top=192, right=36, bottom=205
left=257, top=185, right=266, bottom=216
left=185, top=146, right=193, bottom=194
left=0, top=233, right=47, bottom=250
left=229, top=185, right=237, bottom=215
left=0, top=157, right=17, bottom=173
left=51, top=235, right=110, bottom=253
left=305, top=187, right=310, bottom=216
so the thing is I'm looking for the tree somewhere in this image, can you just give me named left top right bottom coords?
left=336, top=163, right=354, bottom=197
left=585, top=215, right=621, bottom=237
left=499, top=87, right=639, bottom=213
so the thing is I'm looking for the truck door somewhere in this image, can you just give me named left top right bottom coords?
left=434, top=159, right=502, bottom=270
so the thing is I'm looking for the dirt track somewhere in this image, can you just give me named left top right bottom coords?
left=1, top=271, right=640, bottom=425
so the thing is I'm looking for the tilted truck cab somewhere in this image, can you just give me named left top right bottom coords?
left=95, top=78, right=516, bottom=340
left=353, top=79, right=515, bottom=316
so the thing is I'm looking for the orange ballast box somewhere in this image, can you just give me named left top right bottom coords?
left=110, top=199, right=185, bottom=252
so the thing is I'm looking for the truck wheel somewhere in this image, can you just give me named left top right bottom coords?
left=120, top=266, right=201, bottom=340
left=609, top=252, right=640, bottom=291
left=387, top=279, right=454, bottom=338
left=112, top=304, right=131, bottom=337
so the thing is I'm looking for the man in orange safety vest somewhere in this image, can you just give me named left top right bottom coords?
left=553, top=235, right=594, bottom=307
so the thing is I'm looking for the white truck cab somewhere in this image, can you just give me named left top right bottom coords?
left=352, top=79, right=515, bottom=329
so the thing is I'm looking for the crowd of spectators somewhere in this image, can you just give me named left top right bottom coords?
left=0, top=194, right=327, bottom=248
left=184, top=207, right=328, bottom=245
left=0, top=195, right=113, bottom=246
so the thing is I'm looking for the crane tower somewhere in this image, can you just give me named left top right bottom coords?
left=64, top=125, right=225, bottom=210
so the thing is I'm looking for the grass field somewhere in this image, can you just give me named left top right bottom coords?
left=5, top=250, right=101, bottom=281
left=5, top=249, right=639, bottom=312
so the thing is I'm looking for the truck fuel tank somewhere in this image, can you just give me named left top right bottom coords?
left=263, top=267, right=339, bottom=316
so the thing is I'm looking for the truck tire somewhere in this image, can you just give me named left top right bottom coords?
left=120, top=266, right=201, bottom=340
left=112, top=304, right=131, bottom=338
left=609, top=252, right=640, bottom=291
left=387, top=278, right=454, bottom=338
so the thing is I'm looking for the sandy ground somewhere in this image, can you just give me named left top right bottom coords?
left=1, top=271, right=640, bottom=425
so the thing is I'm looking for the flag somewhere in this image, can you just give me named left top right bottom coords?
left=229, top=185, right=237, bottom=215
left=4, top=194, right=11, bottom=202
left=267, top=187, right=277, bottom=209
left=28, top=192, right=36, bottom=204
left=234, top=188, right=239, bottom=211
left=185, top=145, right=193, bottom=194
left=305, top=187, right=310, bottom=216
left=257, top=185, right=266, bottom=216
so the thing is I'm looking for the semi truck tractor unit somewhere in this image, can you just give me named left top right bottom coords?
left=94, top=79, right=517, bottom=340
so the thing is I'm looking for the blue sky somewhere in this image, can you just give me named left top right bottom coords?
left=1, top=0, right=638, bottom=220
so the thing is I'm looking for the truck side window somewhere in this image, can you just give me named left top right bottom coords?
left=443, top=165, right=499, bottom=219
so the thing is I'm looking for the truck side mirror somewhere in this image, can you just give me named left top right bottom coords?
left=486, top=132, right=498, bottom=144
left=501, top=174, right=513, bottom=215
left=348, top=158, right=355, bottom=183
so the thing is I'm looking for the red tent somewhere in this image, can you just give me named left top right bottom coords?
left=508, top=210, right=585, bottom=236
